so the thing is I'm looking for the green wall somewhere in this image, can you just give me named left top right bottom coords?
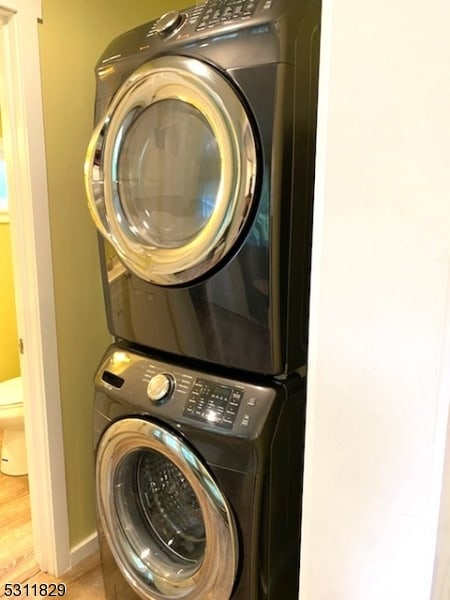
left=0, top=223, right=20, bottom=381
left=38, top=0, right=188, bottom=547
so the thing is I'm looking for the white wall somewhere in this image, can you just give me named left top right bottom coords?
left=300, top=1, right=450, bottom=599
left=432, top=413, right=450, bottom=598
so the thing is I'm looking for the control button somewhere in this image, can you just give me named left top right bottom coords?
left=247, top=396, right=257, bottom=407
left=155, top=10, right=185, bottom=36
left=147, top=373, right=173, bottom=404
left=221, top=6, right=234, bottom=20
left=240, top=414, right=251, bottom=427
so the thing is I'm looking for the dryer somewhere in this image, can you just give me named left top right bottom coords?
left=85, top=0, right=321, bottom=376
left=94, top=344, right=306, bottom=599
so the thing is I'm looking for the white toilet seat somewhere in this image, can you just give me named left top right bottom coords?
left=0, top=376, right=26, bottom=476
left=0, top=377, right=23, bottom=409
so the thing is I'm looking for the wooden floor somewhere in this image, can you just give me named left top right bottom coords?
left=0, top=432, right=105, bottom=599
left=0, top=552, right=107, bottom=600
left=0, top=430, right=38, bottom=592
left=0, top=551, right=105, bottom=600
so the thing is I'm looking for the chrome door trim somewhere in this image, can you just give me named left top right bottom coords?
left=85, top=55, right=258, bottom=285
left=96, top=417, right=238, bottom=600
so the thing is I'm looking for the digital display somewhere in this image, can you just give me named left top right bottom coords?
left=183, top=378, right=244, bottom=429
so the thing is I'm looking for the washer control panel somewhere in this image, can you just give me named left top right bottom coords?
left=97, top=346, right=280, bottom=437
left=145, top=0, right=276, bottom=39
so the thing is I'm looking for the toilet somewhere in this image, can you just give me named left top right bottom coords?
left=0, top=376, right=27, bottom=476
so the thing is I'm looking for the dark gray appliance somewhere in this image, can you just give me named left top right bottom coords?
left=94, top=344, right=306, bottom=599
left=85, top=0, right=321, bottom=376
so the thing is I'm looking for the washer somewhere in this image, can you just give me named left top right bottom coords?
left=85, top=0, right=321, bottom=377
left=94, top=344, right=306, bottom=599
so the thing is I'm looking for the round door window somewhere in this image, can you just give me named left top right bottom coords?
left=85, top=55, right=258, bottom=285
left=116, top=99, right=221, bottom=249
left=96, top=418, right=238, bottom=600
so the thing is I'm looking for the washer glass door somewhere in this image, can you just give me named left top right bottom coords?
left=85, top=55, right=258, bottom=285
left=96, top=417, right=238, bottom=600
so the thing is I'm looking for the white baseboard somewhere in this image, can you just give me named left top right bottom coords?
left=69, top=531, right=99, bottom=569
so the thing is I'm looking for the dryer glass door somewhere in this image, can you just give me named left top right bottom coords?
left=96, top=417, right=238, bottom=600
left=85, top=55, right=258, bottom=286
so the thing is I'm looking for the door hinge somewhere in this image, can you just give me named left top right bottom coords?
left=19, top=338, right=24, bottom=354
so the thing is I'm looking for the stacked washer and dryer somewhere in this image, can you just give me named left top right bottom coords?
left=84, top=1, right=321, bottom=598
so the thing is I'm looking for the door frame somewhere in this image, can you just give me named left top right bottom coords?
left=0, top=1, right=70, bottom=575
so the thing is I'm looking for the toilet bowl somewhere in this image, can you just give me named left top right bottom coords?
left=0, top=376, right=27, bottom=476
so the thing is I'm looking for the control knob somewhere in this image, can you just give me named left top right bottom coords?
left=155, top=10, right=185, bottom=36
left=147, top=373, right=174, bottom=404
